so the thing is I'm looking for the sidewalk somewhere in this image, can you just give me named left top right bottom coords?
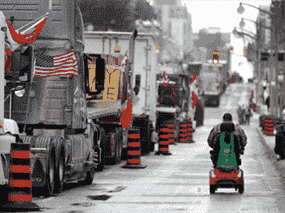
left=251, top=111, right=285, bottom=178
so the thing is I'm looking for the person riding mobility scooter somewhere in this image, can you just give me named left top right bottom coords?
left=208, top=113, right=247, bottom=194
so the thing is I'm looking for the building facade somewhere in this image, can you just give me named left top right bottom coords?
left=194, top=28, right=231, bottom=63
left=153, top=0, right=194, bottom=63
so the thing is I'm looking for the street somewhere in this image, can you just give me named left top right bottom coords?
left=24, top=83, right=285, bottom=213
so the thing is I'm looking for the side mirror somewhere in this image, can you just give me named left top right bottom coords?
left=19, top=45, right=33, bottom=82
left=84, top=53, right=106, bottom=95
left=134, top=74, right=141, bottom=95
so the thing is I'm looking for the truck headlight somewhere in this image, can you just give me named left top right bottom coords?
left=14, top=86, right=25, bottom=97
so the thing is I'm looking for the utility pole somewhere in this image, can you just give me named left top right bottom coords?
left=277, top=0, right=285, bottom=117
left=256, top=21, right=262, bottom=113
left=269, top=1, right=279, bottom=116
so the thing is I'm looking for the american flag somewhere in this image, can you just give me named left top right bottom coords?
left=34, top=51, right=78, bottom=77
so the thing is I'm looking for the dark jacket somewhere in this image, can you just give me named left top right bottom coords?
left=208, top=122, right=246, bottom=166
left=207, top=121, right=247, bottom=150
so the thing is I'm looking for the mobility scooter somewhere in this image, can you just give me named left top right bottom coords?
left=209, top=124, right=245, bottom=194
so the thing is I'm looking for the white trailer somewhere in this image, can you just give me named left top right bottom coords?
left=84, top=31, right=159, bottom=156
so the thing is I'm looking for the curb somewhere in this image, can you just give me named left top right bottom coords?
left=256, top=127, right=285, bottom=179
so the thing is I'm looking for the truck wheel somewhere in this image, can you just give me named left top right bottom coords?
left=79, top=151, right=95, bottom=186
left=96, top=128, right=106, bottom=171
left=116, top=140, right=122, bottom=164
left=54, top=146, right=65, bottom=194
left=42, top=148, right=56, bottom=197
left=80, top=167, right=95, bottom=186
left=115, top=128, right=122, bottom=164
left=109, top=128, right=121, bottom=165
left=96, top=142, right=105, bottom=171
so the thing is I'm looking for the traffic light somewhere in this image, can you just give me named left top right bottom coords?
left=19, top=45, right=34, bottom=82
left=212, top=51, right=220, bottom=64
left=243, top=47, right=247, bottom=57
left=278, top=52, right=284, bottom=61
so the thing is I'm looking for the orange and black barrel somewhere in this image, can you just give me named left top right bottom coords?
left=2, top=143, right=40, bottom=210
left=122, top=128, right=146, bottom=169
left=167, top=123, right=176, bottom=145
left=155, top=124, right=172, bottom=155
left=179, top=121, right=188, bottom=143
left=187, top=120, right=195, bottom=143
left=265, top=119, right=274, bottom=135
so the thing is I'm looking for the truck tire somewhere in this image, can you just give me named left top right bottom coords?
left=42, top=147, right=56, bottom=197
left=79, top=150, right=95, bottom=186
left=96, top=141, right=105, bottom=172
left=108, top=128, right=121, bottom=165
left=115, top=128, right=122, bottom=164
left=95, top=128, right=105, bottom=171
left=54, top=142, right=65, bottom=194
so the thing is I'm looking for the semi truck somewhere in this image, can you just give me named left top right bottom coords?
left=156, top=72, right=192, bottom=141
left=186, top=62, right=229, bottom=107
left=201, top=62, right=228, bottom=107
left=84, top=31, right=159, bottom=158
left=1, top=0, right=142, bottom=199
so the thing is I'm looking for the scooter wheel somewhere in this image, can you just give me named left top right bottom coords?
left=238, top=184, right=244, bottom=194
left=210, top=185, right=216, bottom=194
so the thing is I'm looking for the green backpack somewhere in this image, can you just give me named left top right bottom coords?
left=216, top=132, right=238, bottom=170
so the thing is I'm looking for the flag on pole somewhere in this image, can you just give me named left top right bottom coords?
left=34, top=51, right=78, bottom=77
left=4, top=13, right=49, bottom=72
left=5, top=13, right=48, bottom=45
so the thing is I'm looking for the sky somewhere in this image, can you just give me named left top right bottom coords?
left=150, top=0, right=272, bottom=81
left=181, top=0, right=271, bottom=81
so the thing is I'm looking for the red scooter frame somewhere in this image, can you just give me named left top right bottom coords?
left=209, top=167, right=244, bottom=194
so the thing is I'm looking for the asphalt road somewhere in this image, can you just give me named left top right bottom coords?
left=11, top=83, right=285, bottom=213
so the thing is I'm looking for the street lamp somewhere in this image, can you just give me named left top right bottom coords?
left=237, top=2, right=272, bottom=16
left=237, top=3, right=245, bottom=14
left=239, top=18, right=246, bottom=28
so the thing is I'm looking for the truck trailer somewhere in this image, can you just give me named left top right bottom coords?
left=84, top=31, right=159, bottom=159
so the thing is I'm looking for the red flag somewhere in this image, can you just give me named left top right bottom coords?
left=192, top=92, right=198, bottom=108
left=120, top=92, right=133, bottom=129
left=5, top=47, right=12, bottom=72
left=6, top=17, right=47, bottom=45
left=190, top=72, right=197, bottom=83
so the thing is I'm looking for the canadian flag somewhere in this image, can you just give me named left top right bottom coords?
left=4, top=13, right=48, bottom=72
left=120, top=92, right=133, bottom=129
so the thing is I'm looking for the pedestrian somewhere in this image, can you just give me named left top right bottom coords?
left=237, top=105, right=242, bottom=125
left=241, top=105, right=246, bottom=124
left=244, top=105, right=251, bottom=125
